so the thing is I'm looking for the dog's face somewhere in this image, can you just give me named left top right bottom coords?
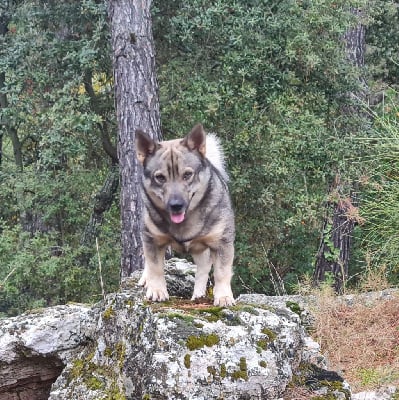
left=136, top=124, right=209, bottom=224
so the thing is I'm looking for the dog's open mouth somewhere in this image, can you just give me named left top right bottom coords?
left=170, top=212, right=185, bottom=224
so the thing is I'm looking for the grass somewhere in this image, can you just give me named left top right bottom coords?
left=311, top=289, right=399, bottom=393
left=284, top=260, right=399, bottom=399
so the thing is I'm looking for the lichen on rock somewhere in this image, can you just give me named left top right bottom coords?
left=0, top=259, right=354, bottom=400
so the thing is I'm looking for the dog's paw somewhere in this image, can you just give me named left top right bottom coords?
left=138, top=274, right=147, bottom=287
left=214, top=296, right=235, bottom=307
left=213, top=284, right=235, bottom=307
left=191, top=289, right=207, bottom=301
left=145, top=285, right=169, bottom=302
left=138, top=272, right=169, bottom=301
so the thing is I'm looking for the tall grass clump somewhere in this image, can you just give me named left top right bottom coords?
left=355, top=89, right=399, bottom=287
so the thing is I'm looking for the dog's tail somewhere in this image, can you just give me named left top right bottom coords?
left=206, top=133, right=229, bottom=182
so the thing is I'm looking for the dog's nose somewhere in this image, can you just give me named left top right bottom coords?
left=168, top=198, right=185, bottom=213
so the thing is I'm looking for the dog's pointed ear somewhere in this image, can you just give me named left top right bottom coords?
left=135, top=129, right=157, bottom=164
left=183, top=124, right=206, bottom=157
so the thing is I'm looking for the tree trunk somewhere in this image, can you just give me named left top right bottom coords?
left=0, top=8, right=8, bottom=167
left=313, top=10, right=366, bottom=293
left=314, top=176, right=358, bottom=292
left=108, top=0, right=162, bottom=278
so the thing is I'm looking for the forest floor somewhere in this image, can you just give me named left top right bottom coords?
left=284, top=273, right=399, bottom=399
left=312, top=288, right=399, bottom=394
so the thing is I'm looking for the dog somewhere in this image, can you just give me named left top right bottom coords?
left=135, top=124, right=235, bottom=306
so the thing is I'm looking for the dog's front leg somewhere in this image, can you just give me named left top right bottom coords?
left=211, top=243, right=235, bottom=307
left=138, top=239, right=169, bottom=302
left=191, top=249, right=212, bottom=300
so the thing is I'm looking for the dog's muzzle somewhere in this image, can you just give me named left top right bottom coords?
left=168, top=197, right=187, bottom=224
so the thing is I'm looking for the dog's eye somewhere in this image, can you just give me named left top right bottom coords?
left=154, top=172, right=166, bottom=184
left=183, top=170, right=193, bottom=181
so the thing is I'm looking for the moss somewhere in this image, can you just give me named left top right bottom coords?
left=104, top=347, right=113, bottom=358
left=103, top=306, right=115, bottom=320
left=206, top=363, right=228, bottom=381
left=186, top=333, right=220, bottom=350
left=142, top=395, right=151, bottom=400
left=106, top=382, right=126, bottom=400
left=285, top=301, right=302, bottom=315
left=71, top=359, right=85, bottom=379
left=184, top=353, right=191, bottom=369
left=257, top=338, right=269, bottom=351
left=239, top=357, right=247, bottom=371
left=231, top=357, right=248, bottom=381
left=290, top=362, right=350, bottom=400
left=115, top=342, right=126, bottom=370
left=319, top=380, right=351, bottom=400
left=102, top=342, right=126, bottom=371
left=261, top=327, right=277, bottom=341
left=220, top=363, right=227, bottom=378
left=257, top=327, right=277, bottom=350
left=71, top=360, right=107, bottom=391
left=69, top=346, right=126, bottom=399
left=125, top=300, right=134, bottom=308
left=259, top=360, right=267, bottom=368
left=165, top=312, right=195, bottom=323
left=231, top=304, right=260, bottom=315
left=197, top=306, right=225, bottom=322
left=231, top=370, right=247, bottom=381
left=86, top=376, right=105, bottom=390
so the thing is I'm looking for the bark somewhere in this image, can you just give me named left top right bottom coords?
left=9, top=127, right=23, bottom=171
left=314, top=176, right=358, bottom=292
left=0, top=10, right=8, bottom=158
left=108, top=0, right=162, bottom=278
left=0, top=70, right=5, bottom=167
left=314, top=10, right=366, bottom=293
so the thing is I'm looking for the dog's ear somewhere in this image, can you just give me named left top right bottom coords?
left=135, top=129, right=157, bottom=164
left=183, top=124, right=206, bottom=157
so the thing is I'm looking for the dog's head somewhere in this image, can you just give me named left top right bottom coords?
left=136, top=124, right=209, bottom=224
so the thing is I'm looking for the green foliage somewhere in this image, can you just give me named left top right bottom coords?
left=0, top=0, right=398, bottom=316
left=0, top=0, right=119, bottom=316
left=0, top=218, right=120, bottom=317
left=351, top=90, right=399, bottom=285
left=366, top=1, right=399, bottom=85
left=154, top=0, right=367, bottom=294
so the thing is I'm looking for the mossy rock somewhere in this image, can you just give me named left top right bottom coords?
left=186, top=333, right=220, bottom=350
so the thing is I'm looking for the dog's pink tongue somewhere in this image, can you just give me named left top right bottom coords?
left=171, top=212, right=185, bottom=224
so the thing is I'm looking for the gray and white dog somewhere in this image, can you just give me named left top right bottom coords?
left=135, top=124, right=235, bottom=306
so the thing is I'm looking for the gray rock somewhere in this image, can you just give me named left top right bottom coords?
left=0, top=304, right=95, bottom=400
left=352, top=386, right=397, bottom=400
left=0, top=259, right=352, bottom=400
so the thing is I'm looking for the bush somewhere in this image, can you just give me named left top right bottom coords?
left=154, top=0, right=365, bottom=293
left=352, top=90, right=399, bottom=286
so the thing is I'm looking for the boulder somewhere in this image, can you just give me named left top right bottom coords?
left=0, top=304, right=95, bottom=400
left=0, top=259, right=351, bottom=400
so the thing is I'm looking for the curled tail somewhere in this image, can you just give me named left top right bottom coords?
left=206, top=133, right=229, bottom=182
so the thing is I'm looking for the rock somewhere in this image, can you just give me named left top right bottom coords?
left=352, top=386, right=397, bottom=400
left=0, top=304, right=95, bottom=400
left=0, top=259, right=351, bottom=400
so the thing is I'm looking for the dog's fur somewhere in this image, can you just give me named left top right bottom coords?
left=135, top=124, right=235, bottom=306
